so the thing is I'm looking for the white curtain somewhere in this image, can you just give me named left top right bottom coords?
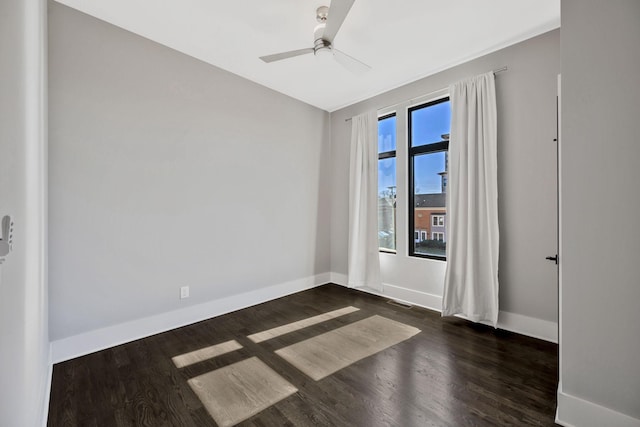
left=442, top=72, right=500, bottom=326
left=348, top=111, right=382, bottom=291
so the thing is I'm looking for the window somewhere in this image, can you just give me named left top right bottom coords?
left=432, top=215, right=445, bottom=227
left=378, top=113, right=396, bottom=252
left=409, top=97, right=450, bottom=260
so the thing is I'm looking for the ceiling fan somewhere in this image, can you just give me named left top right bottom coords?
left=259, top=0, right=370, bottom=74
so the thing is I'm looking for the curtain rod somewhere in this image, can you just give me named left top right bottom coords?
left=344, top=66, right=508, bottom=122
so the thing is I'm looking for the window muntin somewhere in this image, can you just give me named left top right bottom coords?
left=409, top=97, right=450, bottom=260
left=378, top=113, right=396, bottom=252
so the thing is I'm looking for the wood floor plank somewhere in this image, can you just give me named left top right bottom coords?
left=48, top=284, right=559, bottom=426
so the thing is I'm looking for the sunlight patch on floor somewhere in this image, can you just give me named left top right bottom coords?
left=172, top=339, right=243, bottom=368
left=187, top=356, right=297, bottom=427
left=275, top=315, right=420, bottom=380
left=247, top=306, right=360, bottom=343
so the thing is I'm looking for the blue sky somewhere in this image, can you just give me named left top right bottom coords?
left=378, top=100, right=450, bottom=197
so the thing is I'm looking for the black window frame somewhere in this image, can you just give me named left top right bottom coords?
left=378, top=112, right=397, bottom=254
left=408, top=97, right=450, bottom=261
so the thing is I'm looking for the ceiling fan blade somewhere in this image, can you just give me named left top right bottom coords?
left=333, top=48, right=371, bottom=74
left=323, top=0, right=356, bottom=44
left=260, top=48, right=314, bottom=63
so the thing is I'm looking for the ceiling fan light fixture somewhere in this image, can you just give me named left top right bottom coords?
left=313, top=37, right=331, bottom=57
left=314, top=45, right=332, bottom=57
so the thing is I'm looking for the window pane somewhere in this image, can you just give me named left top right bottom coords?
left=378, top=114, right=396, bottom=252
left=413, top=151, right=447, bottom=257
left=378, top=157, right=396, bottom=251
left=410, top=100, right=451, bottom=147
left=378, top=115, right=396, bottom=153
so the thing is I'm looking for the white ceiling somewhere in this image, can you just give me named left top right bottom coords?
left=54, top=0, right=560, bottom=112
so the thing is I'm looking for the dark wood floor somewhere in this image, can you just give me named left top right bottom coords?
left=48, top=284, right=559, bottom=426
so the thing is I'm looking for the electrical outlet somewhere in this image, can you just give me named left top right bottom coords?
left=180, top=286, right=189, bottom=299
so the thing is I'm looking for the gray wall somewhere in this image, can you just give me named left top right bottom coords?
left=560, top=0, right=640, bottom=421
left=330, top=30, right=560, bottom=323
left=48, top=3, right=331, bottom=340
left=0, top=0, right=50, bottom=425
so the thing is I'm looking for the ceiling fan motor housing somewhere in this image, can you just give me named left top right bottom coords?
left=313, top=22, right=331, bottom=56
left=313, top=38, right=332, bottom=56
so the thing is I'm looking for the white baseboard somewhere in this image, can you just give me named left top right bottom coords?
left=497, top=310, right=557, bottom=343
left=556, top=389, right=640, bottom=427
left=329, top=272, right=348, bottom=287
left=329, top=272, right=557, bottom=343
left=379, top=282, right=445, bottom=312
left=51, top=273, right=329, bottom=364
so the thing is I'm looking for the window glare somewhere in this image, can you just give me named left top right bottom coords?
left=378, top=115, right=396, bottom=153
left=378, top=114, right=397, bottom=252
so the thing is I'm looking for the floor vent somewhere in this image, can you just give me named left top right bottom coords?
left=387, top=299, right=413, bottom=309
